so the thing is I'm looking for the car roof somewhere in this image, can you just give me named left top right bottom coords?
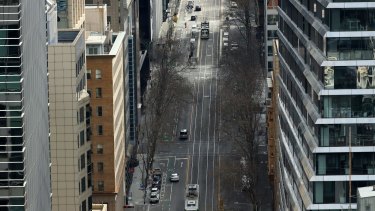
left=180, top=129, right=188, bottom=132
left=171, top=173, right=178, bottom=176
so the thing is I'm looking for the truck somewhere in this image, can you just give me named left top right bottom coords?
left=200, top=21, right=209, bottom=39
left=185, top=184, right=199, bottom=211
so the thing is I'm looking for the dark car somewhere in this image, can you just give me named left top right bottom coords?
left=191, top=15, right=197, bottom=21
left=152, top=180, right=161, bottom=188
left=195, top=5, right=201, bottom=11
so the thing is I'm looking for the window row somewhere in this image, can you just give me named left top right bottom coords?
left=87, top=69, right=102, bottom=80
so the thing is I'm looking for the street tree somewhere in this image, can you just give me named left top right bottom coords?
left=219, top=34, right=265, bottom=210
left=224, top=0, right=259, bottom=53
left=139, top=24, right=193, bottom=203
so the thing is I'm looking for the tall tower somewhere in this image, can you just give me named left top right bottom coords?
left=277, top=0, right=375, bottom=210
left=49, top=0, right=92, bottom=210
left=0, top=0, right=52, bottom=210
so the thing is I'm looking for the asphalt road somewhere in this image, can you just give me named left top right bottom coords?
left=152, top=0, right=222, bottom=210
left=149, top=0, right=273, bottom=210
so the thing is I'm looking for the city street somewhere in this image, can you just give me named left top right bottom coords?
left=132, top=0, right=274, bottom=210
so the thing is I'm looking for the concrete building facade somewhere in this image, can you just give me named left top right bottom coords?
left=276, top=0, right=375, bottom=210
left=0, top=0, right=52, bottom=210
left=56, top=0, right=85, bottom=29
left=85, top=7, right=127, bottom=210
left=48, top=28, right=93, bottom=211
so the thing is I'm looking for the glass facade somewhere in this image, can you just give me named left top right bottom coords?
left=278, top=0, right=375, bottom=209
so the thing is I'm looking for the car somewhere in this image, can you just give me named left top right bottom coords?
left=170, top=173, right=179, bottom=182
left=230, top=41, right=239, bottom=50
left=179, top=129, right=188, bottom=139
left=195, top=5, right=201, bottom=11
left=230, top=1, right=238, bottom=8
left=152, top=179, right=161, bottom=188
left=151, top=187, right=159, bottom=194
left=191, top=15, right=197, bottom=21
left=150, top=192, right=160, bottom=203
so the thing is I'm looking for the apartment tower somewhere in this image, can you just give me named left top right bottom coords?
left=0, top=0, right=52, bottom=210
left=277, top=0, right=375, bottom=210
left=264, top=0, right=278, bottom=72
left=49, top=0, right=93, bottom=210
left=85, top=5, right=126, bottom=210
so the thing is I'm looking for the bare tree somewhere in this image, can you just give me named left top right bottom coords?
left=139, top=24, right=193, bottom=203
left=219, top=30, right=265, bottom=210
left=224, top=0, right=258, bottom=53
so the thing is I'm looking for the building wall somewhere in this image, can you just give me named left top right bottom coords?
left=277, top=0, right=375, bottom=209
left=49, top=29, right=93, bottom=211
left=85, top=0, right=122, bottom=31
left=19, top=0, right=52, bottom=210
left=87, top=37, right=126, bottom=209
left=57, top=0, right=85, bottom=29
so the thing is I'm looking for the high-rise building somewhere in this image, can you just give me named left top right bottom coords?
left=49, top=1, right=92, bottom=210
left=276, top=0, right=375, bottom=210
left=0, top=0, right=52, bottom=210
left=84, top=0, right=123, bottom=32
left=56, top=0, right=86, bottom=29
left=85, top=5, right=127, bottom=210
left=264, top=0, right=278, bottom=71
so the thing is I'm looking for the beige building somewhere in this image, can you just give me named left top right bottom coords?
left=85, top=5, right=127, bottom=210
left=85, top=0, right=123, bottom=31
left=49, top=1, right=93, bottom=211
left=48, top=28, right=93, bottom=211
left=56, top=0, right=85, bottom=29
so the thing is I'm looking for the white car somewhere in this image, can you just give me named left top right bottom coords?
left=230, top=1, right=238, bottom=8
left=150, top=192, right=160, bottom=203
left=151, top=187, right=159, bottom=194
left=170, top=173, right=180, bottom=182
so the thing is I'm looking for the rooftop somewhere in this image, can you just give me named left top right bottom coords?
left=58, top=30, right=80, bottom=43
left=358, top=186, right=375, bottom=198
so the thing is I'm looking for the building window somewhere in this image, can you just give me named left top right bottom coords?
left=81, top=154, right=85, bottom=170
left=88, top=197, right=92, bottom=210
left=97, top=162, right=104, bottom=172
left=79, top=107, right=84, bottom=122
left=88, top=46, right=98, bottom=55
left=97, top=144, right=103, bottom=154
left=96, top=69, right=102, bottom=79
left=103, top=0, right=111, bottom=6
left=80, top=130, right=85, bottom=146
left=98, top=181, right=104, bottom=191
left=81, top=200, right=87, bottom=211
left=97, top=106, right=103, bottom=116
left=81, top=177, right=86, bottom=193
left=97, top=125, right=103, bottom=135
left=87, top=69, right=91, bottom=79
left=96, top=88, right=102, bottom=98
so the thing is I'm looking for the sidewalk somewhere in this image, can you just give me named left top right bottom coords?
left=128, top=0, right=187, bottom=208
left=128, top=154, right=147, bottom=207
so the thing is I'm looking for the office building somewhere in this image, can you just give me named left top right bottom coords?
left=49, top=1, right=92, bottom=211
left=84, top=0, right=123, bottom=32
left=264, top=0, right=278, bottom=71
left=85, top=6, right=126, bottom=210
left=56, top=0, right=85, bottom=29
left=276, top=0, right=375, bottom=210
left=0, top=0, right=52, bottom=210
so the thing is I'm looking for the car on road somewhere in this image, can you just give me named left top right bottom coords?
left=191, top=15, right=197, bottom=21
left=195, top=5, right=201, bottom=11
left=230, top=41, right=239, bottom=50
left=151, top=187, right=159, bottom=194
left=230, top=1, right=238, bottom=8
left=170, top=173, right=180, bottom=182
left=150, top=192, right=160, bottom=203
left=180, top=129, right=189, bottom=139
left=152, top=177, right=162, bottom=188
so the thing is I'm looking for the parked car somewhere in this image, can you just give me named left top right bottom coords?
left=150, top=192, right=160, bottom=203
left=191, top=15, right=197, bottom=21
left=230, top=1, right=238, bottom=8
left=179, top=129, right=188, bottom=139
left=151, top=187, right=159, bottom=194
left=152, top=179, right=161, bottom=188
left=170, top=173, right=180, bottom=182
left=195, top=5, right=201, bottom=11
